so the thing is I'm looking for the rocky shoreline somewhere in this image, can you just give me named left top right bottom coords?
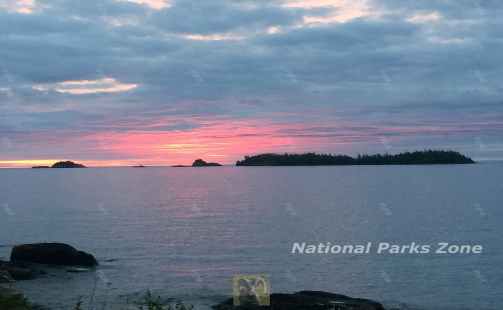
left=1, top=243, right=386, bottom=310
left=1, top=243, right=98, bottom=309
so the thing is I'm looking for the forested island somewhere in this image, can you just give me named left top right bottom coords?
left=235, top=150, right=475, bottom=166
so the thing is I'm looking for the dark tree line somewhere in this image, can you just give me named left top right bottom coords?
left=235, top=150, right=475, bottom=166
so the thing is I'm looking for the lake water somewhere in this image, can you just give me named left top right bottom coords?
left=1, top=164, right=502, bottom=309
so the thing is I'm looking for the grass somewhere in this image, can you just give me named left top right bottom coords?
left=136, top=290, right=194, bottom=310
left=0, top=287, right=32, bottom=310
left=71, top=290, right=195, bottom=310
left=1, top=286, right=196, bottom=310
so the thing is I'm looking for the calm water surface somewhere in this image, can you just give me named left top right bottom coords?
left=1, top=164, right=502, bottom=309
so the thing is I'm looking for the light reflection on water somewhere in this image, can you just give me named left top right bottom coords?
left=0, top=164, right=502, bottom=309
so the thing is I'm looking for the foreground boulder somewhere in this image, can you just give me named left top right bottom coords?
left=213, top=290, right=385, bottom=310
left=10, top=243, right=97, bottom=267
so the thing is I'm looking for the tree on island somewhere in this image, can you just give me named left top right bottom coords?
left=236, top=150, right=475, bottom=166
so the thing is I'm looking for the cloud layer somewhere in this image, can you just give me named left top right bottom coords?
left=0, top=0, right=502, bottom=166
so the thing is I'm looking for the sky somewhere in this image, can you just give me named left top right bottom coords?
left=0, top=0, right=502, bottom=167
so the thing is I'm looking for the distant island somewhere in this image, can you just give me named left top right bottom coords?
left=171, top=159, right=223, bottom=167
left=52, top=161, right=86, bottom=168
left=27, top=152, right=474, bottom=169
left=32, top=161, right=86, bottom=168
left=236, top=150, right=475, bottom=166
left=192, top=159, right=222, bottom=167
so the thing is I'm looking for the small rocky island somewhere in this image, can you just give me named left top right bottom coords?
left=171, top=159, right=223, bottom=167
left=32, top=161, right=86, bottom=168
left=236, top=150, right=475, bottom=166
left=51, top=161, right=86, bottom=168
left=192, top=159, right=222, bottom=167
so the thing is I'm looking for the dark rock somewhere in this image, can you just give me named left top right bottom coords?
left=10, top=243, right=98, bottom=267
left=51, top=161, right=86, bottom=168
left=212, top=290, right=385, bottom=310
left=31, top=166, right=50, bottom=169
left=4, top=266, right=34, bottom=280
left=0, top=269, right=14, bottom=283
left=192, top=159, right=222, bottom=167
left=0, top=260, right=35, bottom=281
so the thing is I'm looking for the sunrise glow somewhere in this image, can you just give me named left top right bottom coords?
left=1, top=0, right=502, bottom=168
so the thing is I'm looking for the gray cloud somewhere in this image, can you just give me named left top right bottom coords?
left=150, top=0, right=309, bottom=35
left=0, top=0, right=502, bottom=161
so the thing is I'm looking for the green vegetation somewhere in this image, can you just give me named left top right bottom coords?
left=0, top=287, right=32, bottom=310
left=236, top=150, right=475, bottom=166
left=73, top=297, right=83, bottom=310
left=69, top=290, right=195, bottom=310
left=1, top=286, right=196, bottom=310
left=136, top=291, right=194, bottom=310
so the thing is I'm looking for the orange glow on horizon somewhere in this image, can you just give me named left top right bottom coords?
left=0, top=159, right=61, bottom=168
left=82, top=118, right=306, bottom=166
left=0, top=159, right=143, bottom=168
left=0, top=117, right=387, bottom=168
